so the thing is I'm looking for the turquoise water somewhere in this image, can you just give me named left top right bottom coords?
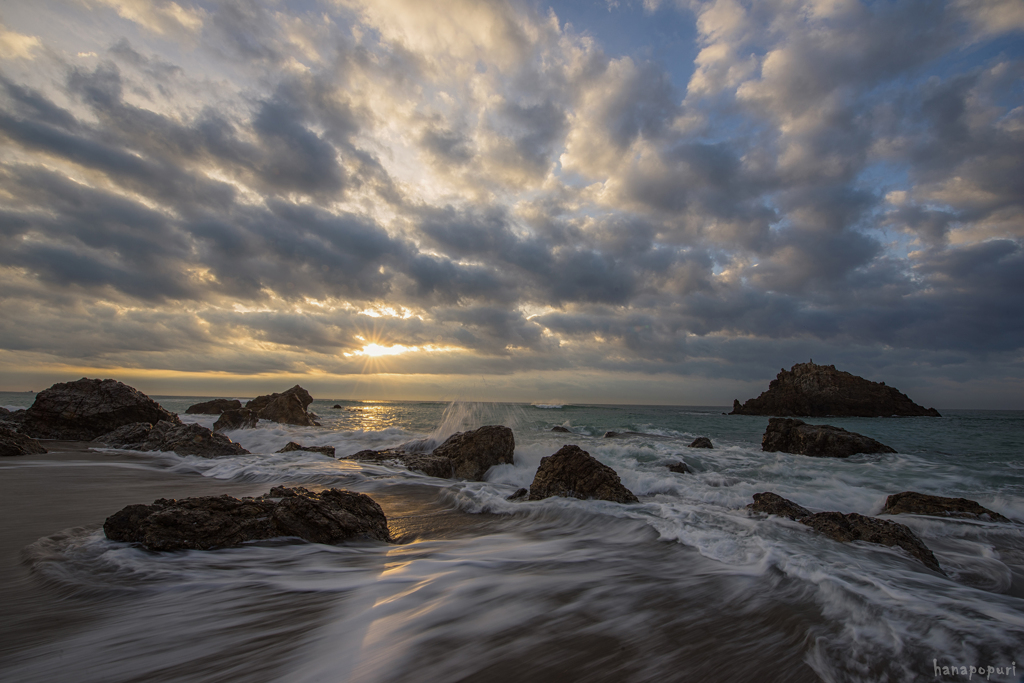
left=2, top=393, right=1022, bottom=682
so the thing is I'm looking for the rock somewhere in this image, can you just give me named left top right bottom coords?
left=346, top=449, right=455, bottom=478
left=213, top=408, right=259, bottom=431
left=103, top=486, right=389, bottom=551
left=94, top=420, right=249, bottom=457
left=431, top=425, right=515, bottom=480
left=246, top=385, right=314, bottom=414
left=551, top=426, right=571, bottom=433
left=0, top=425, right=47, bottom=456
left=258, top=394, right=319, bottom=427
left=0, top=408, right=27, bottom=426
left=332, top=404, right=343, bottom=409
left=21, top=378, right=179, bottom=440
left=688, top=437, right=714, bottom=449
left=277, top=442, right=336, bottom=457
left=730, top=361, right=940, bottom=417
left=748, top=491, right=813, bottom=519
left=747, top=492, right=942, bottom=573
left=762, top=418, right=896, bottom=458
left=881, top=491, right=1009, bottom=522
left=603, top=430, right=668, bottom=440
left=667, top=461, right=692, bottom=474
left=185, top=399, right=242, bottom=415
left=507, top=487, right=529, bottom=501
left=528, top=445, right=638, bottom=504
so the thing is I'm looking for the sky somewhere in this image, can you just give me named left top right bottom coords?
left=0, top=0, right=1023, bottom=408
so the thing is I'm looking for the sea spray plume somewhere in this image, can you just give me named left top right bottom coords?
left=401, top=400, right=528, bottom=452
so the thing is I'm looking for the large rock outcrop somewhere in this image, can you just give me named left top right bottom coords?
left=731, top=362, right=940, bottom=417
left=185, top=399, right=242, bottom=415
left=103, top=486, right=389, bottom=551
left=881, top=491, right=1009, bottom=522
left=347, top=425, right=515, bottom=480
left=528, top=445, right=638, bottom=503
left=213, top=408, right=259, bottom=432
left=240, top=386, right=319, bottom=427
left=762, top=418, right=896, bottom=458
left=0, top=425, right=47, bottom=456
left=94, top=420, right=249, bottom=457
left=21, top=378, right=180, bottom=440
left=748, top=492, right=942, bottom=572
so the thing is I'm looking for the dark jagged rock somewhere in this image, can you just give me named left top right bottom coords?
left=748, top=492, right=813, bottom=519
left=103, top=486, right=389, bottom=551
left=882, top=491, right=1009, bottom=523
left=762, top=418, right=896, bottom=458
left=528, top=445, right=638, bottom=504
left=667, top=461, right=692, bottom=474
left=688, top=437, right=714, bottom=449
left=259, top=394, right=320, bottom=427
left=507, top=487, right=529, bottom=501
left=213, top=408, right=259, bottom=432
left=21, top=378, right=179, bottom=440
left=431, top=425, right=515, bottom=480
left=0, top=425, right=47, bottom=456
left=346, top=425, right=515, bottom=480
left=186, top=399, right=242, bottom=415
left=246, top=385, right=314, bottom=414
left=277, top=441, right=336, bottom=457
left=731, top=362, right=940, bottom=417
left=94, top=420, right=249, bottom=457
left=747, top=492, right=942, bottom=573
left=0, top=408, right=27, bottom=426
left=551, top=426, right=571, bottom=433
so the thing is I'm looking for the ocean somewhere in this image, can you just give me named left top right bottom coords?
left=1, top=394, right=1022, bottom=682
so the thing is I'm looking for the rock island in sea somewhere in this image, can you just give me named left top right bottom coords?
left=730, top=361, right=941, bottom=417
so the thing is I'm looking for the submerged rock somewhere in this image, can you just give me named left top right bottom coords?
left=688, top=437, right=714, bottom=449
left=185, top=399, right=242, bottom=415
left=528, top=445, right=638, bottom=504
left=881, top=491, right=1009, bottom=522
left=332, top=404, right=343, bottom=409
left=762, top=418, right=895, bottom=458
left=94, top=420, right=249, bottom=457
left=603, top=431, right=667, bottom=440
left=21, top=378, right=179, bottom=440
left=551, top=426, right=571, bottom=433
left=213, top=408, right=259, bottom=432
left=747, top=492, right=942, bottom=573
left=0, top=425, right=47, bottom=456
left=103, top=485, right=389, bottom=551
left=667, top=461, right=692, bottom=474
left=507, top=487, right=529, bottom=501
left=731, top=362, right=940, bottom=417
left=277, top=442, right=336, bottom=457
left=347, top=425, right=514, bottom=480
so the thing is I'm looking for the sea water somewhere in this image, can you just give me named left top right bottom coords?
left=1, top=394, right=1022, bottom=682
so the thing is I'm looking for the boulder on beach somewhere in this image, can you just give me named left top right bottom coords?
left=21, top=378, right=179, bottom=441
left=881, top=491, right=1009, bottom=522
left=762, top=418, right=896, bottom=458
left=103, top=485, right=390, bottom=551
left=277, top=442, right=336, bottom=457
left=348, top=425, right=515, bottom=480
left=0, top=425, right=47, bottom=456
left=213, top=408, right=259, bottom=432
left=528, top=445, right=638, bottom=504
left=688, top=437, right=714, bottom=449
left=730, top=361, right=940, bottom=417
left=185, top=399, right=242, bottom=415
left=667, top=461, right=692, bottom=474
left=94, top=420, right=249, bottom=457
left=747, top=492, right=942, bottom=573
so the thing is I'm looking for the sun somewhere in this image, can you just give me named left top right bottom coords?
left=357, top=343, right=416, bottom=357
